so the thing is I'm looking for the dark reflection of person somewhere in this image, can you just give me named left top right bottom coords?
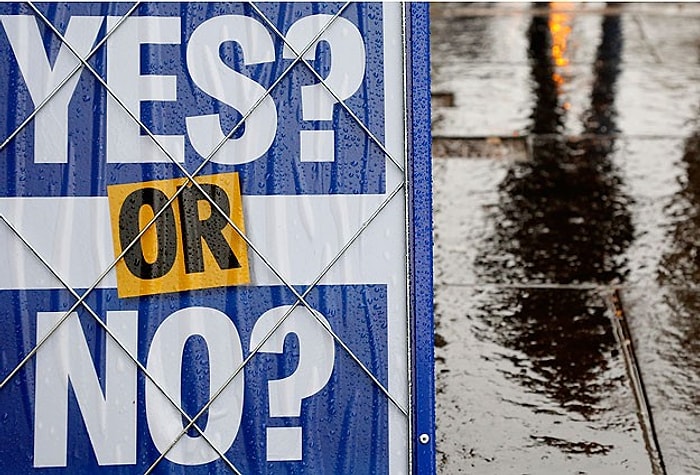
left=475, top=8, right=633, bottom=420
left=657, top=118, right=700, bottom=395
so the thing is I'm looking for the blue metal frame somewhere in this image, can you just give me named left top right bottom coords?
left=406, top=3, right=435, bottom=474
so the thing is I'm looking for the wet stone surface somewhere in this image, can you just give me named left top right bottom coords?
left=620, top=288, right=700, bottom=474
left=432, top=3, right=700, bottom=474
left=435, top=286, right=650, bottom=473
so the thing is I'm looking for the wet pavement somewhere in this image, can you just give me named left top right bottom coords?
left=431, top=3, right=700, bottom=474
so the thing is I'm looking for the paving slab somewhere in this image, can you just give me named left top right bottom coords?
left=435, top=285, right=652, bottom=474
left=618, top=288, right=700, bottom=474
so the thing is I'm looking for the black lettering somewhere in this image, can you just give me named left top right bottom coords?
left=119, top=187, right=177, bottom=280
left=178, top=184, right=241, bottom=274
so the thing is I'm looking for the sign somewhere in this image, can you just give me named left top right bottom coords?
left=107, top=172, right=249, bottom=297
left=0, top=3, right=434, bottom=474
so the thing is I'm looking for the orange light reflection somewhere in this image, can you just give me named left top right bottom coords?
left=549, top=3, right=573, bottom=89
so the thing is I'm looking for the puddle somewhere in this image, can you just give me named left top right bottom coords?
left=435, top=286, right=651, bottom=474
left=432, top=2, right=700, bottom=473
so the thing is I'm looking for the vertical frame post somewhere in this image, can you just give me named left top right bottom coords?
left=405, top=3, right=435, bottom=474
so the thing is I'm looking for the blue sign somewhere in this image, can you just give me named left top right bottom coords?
left=0, top=2, right=434, bottom=474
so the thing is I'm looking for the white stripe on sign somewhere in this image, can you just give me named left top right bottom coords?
left=0, top=194, right=405, bottom=290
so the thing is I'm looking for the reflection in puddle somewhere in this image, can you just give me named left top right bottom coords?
left=472, top=288, right=621, bottom=420
left=660, top=123, right=700, bottom=285
left=660, top=122, right=700, bottom=368
left=649, top=118, right=700, bottom=472
left=531, top=434, right=614, bottom=455
left=433, top=2, right=700, bottom=472
left=475, top=6, right=633, bottom=418
left=549, top=2, right=572, bottom=94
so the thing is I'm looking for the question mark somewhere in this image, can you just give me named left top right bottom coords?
left=283, top=15, right=366, bottom=162
left=250, top=305, right=335, bottom=462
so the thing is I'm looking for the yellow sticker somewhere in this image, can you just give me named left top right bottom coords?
left=107, top=173, right=249, bottom=298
